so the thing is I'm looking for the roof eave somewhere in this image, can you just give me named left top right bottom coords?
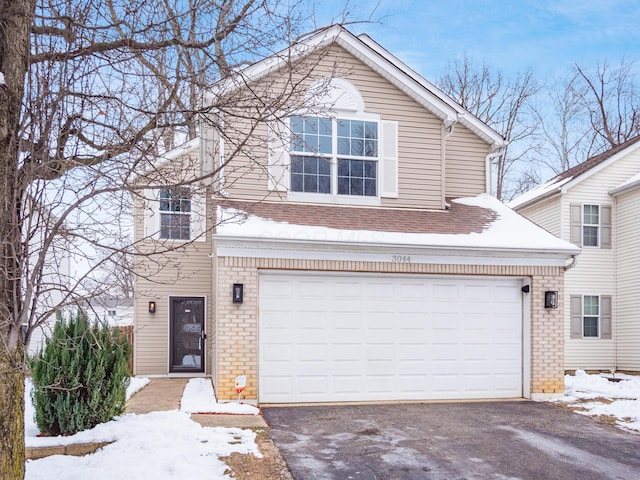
left=610, top=179, right=640, bottom=196
left=214, top=234, right=580, bottom=260
left=511, top=188, right=563, bottom=211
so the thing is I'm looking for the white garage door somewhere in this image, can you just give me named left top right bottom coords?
left=259, top=272, right=523, bottom=403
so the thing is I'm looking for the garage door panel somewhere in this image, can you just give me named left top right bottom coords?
left=259, top=273, right=523, bottom=402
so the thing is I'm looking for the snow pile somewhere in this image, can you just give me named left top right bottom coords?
left=127, top=376, right=150, bottom=398
left=179, top=378, right=260, bottom=415
left=555, top=370, right=640, bottom=432
left=26, top=410, right=260, bottom=480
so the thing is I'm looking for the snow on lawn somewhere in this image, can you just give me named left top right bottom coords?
left=26, top=411, right=260, bottom=480
left=25, top=377, right=262, bottom=480
left=180, top=378, right=260, bottom=415
left=553, top=370, right=640, bottom=432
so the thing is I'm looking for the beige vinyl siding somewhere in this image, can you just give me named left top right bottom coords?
left=222, top=45, right=490, bottom=210
left=133, top=157, right=214, bottom=376
left=615, top=188, right=640, bottom=370
left=517, top=196, right=562, bottom=238
left=445, top=123, right=490, bottom=198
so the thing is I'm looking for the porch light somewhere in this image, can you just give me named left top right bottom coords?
left=233, top=283, right=244, bottom=304
left=148, top=301, right=156, bottom=314
left=544, top=291, right=558, bottom=309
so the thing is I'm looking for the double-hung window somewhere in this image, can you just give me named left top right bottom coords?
left=159, top=188, right=191, bottom=240
left=570, top=294, right=612, bottom=339
left=582, top=204, right=600, bottom=247
left=582, top=295, right=599, bottom=337
left=290, top=116, right=379, bottom=198
left=571, top=203, right=611, bottom=248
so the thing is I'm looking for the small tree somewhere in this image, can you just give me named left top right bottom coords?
left=30, top=310, right=130, bottom=436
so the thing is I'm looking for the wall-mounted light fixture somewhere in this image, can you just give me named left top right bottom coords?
left=148, top=301, right=156, bottom=314
left=233, top=283, right=244, bottom=304
left=544, top=291, right=558, bottom=309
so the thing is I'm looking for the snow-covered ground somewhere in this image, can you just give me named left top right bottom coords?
left=551, top=369, right=640, bottom=433
left=179, top=378, right=260, bottom=415
left=25, top=377, right=262, bottom=480
left=23, top=371, right=640, bottom=478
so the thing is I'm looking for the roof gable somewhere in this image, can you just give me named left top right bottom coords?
left=511, top=134, right=640, bottom=209
left=210, top=25, right=505, bottom=148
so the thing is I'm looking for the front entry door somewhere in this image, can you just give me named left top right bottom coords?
left=170, top=296, right=205, bottom=373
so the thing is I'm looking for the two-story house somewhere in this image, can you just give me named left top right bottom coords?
left=511, top=135, right=640, bottom=373
left=133, top=26, right=579, bottom=403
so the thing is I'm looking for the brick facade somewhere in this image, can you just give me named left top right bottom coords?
left=214, top=256, right=565, bottom=401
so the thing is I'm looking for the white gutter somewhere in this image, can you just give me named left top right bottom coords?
left=485, top=145, right=507, bottom=195
left=564, top=254, right=579, bottom=271
left=442, top=114, right=463, bottom=208
left=214, top=234, right=580, bottom=266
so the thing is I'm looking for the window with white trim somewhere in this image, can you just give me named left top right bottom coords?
left=159, top=188, right=191, bottom=240
left=290, top=116, right=379, bottom=197
left=583, top=295, right=599, bottom=337
left=582, top=204, right=600, bottom=247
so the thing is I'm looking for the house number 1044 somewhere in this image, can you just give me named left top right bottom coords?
left=391, top=255, right=411, bottom=263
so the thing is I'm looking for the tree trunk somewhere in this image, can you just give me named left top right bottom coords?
left=0, top=1, right=36, bottom=478
left=0, top=350, right=25, bottom=479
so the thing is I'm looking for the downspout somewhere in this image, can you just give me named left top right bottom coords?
left=442, top=113, right=463, bottom=209
left=564, top=254, right=579, bottom=271
left=485, top=144, right=507, bottom=195
left=217, top=114, right=229, bottom=198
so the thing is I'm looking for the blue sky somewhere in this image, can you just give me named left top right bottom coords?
left=319, top=0, right=640, bottom=80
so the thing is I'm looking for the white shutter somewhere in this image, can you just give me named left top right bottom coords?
left=143, top=189, right=160, bottom=239
left=190, top=189, right=207, bottom=242
left=380, top=120, right=398, bottom=198
left=267, top=120, right=289, bottom=191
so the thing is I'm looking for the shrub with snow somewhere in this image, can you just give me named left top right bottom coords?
left=30, top=310, right=131, bottom=435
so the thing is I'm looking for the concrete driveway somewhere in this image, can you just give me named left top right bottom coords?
left=263, top=401, right=640, bottom=480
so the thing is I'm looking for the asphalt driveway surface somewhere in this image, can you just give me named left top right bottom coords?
left=263, top=401, right=640, bottom=480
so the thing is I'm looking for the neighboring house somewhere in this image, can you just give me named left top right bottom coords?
left=22, top=196, right=72, bottom=357
left=511, top=135, right=640, bottom=373
left=133, top=26, right=579, bottom=403
left=86, top=296, right=134, bottom=328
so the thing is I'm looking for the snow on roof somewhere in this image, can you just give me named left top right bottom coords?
left=216, top=194, right=579, bottom=255
left=511, top=134, right=640, bottom=209
left=508, top=176, right=572, bottom=209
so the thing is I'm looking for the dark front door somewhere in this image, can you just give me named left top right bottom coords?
left=170, top=296, right=205, bottom=373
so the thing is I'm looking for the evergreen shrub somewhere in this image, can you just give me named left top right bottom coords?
left=30, top=310, right=131, bottom=435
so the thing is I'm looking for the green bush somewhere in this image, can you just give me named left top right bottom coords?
left=30, top=310, right=131, bottom=436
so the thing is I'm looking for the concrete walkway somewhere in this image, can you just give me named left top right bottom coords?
left=126, top=377, right=267, bottom=428
left=126, top=378, right=189, bottom=414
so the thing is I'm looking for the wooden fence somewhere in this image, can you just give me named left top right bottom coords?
left=113, top=325, right=134, bottom=374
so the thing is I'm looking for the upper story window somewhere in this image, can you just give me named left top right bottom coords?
left=582, top=204, right=599, bottom=247
left=570, top=203, right=611, bottom=249
left=159, top=188, right=191, bottom=240
left=266, top=78, right=398, bottom=203
left=290, top=116, right=379, bottom=197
